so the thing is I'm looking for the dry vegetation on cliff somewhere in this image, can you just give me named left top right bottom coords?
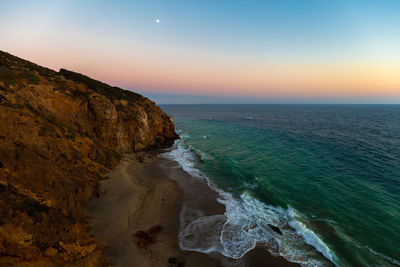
left=0, top=50, right=178, bottom=266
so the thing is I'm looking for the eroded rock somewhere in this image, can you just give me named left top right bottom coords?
left=0, top=50, right=178, bottom=265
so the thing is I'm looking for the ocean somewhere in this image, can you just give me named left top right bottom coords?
left=160, top=104, right=400, bottom=267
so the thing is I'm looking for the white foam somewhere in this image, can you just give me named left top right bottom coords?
left=179, top=188, right=339, bottom=266
left=160, top=139, right=204, bottom=179
left=179, top=214, right=226, bottom=254
left=163, top=136, right=339, bottom=267
left=288, top=208, right=338, bottom=265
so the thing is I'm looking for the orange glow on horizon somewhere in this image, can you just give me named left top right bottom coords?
left=4, top=39, right=399, bottom=100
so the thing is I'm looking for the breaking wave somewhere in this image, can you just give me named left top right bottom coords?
left=161, top=138, right=339, bottom=267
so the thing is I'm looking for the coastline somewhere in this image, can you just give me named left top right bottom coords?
left=86, top=150, right=298, bottom=267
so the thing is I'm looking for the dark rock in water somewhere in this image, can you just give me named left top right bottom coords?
left=168, top=257, right=177, bottom=264
left=268, top=224, right=283, bottom=235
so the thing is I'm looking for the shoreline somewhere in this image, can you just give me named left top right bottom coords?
left=86, top=150, right=298, bottom=267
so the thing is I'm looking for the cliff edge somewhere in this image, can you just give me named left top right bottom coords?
left=0, top=50, right=178, bottom=266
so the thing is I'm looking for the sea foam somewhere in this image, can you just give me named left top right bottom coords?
left=161, top=137, right=339, bottom=267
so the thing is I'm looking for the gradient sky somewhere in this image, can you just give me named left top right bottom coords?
left=1, top=0, right=400, bottom=103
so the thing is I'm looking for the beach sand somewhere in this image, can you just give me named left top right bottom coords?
left=86, top=151, right=298, bottom=267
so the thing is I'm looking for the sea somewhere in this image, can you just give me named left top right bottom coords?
left=160, top=104, right=400, bottom=267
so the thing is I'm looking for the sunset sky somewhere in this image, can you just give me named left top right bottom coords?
left=1, top=0, right=400, bottom=103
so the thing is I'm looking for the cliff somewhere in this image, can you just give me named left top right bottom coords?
left=0, top=50, right=178, bottom=266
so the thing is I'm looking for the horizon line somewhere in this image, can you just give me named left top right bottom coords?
left=158, top=103, right=400, bottom=105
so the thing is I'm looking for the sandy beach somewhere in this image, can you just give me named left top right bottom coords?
left=86, top=151, right=299, bottom=267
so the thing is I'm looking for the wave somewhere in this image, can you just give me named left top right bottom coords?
left=161, top=139, right=203, bottom=179
left=287, top=208, right=337, bottom=265
left=161, top=136, right=214, bottom=174
left=161, top=136, right=339, bottom=267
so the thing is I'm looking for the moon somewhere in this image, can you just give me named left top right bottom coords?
left=156, top=18, right=160, bottom=24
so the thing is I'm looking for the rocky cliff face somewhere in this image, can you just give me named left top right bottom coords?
left=0, top=51, right=178, bottom=266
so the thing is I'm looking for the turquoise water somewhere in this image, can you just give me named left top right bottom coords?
left=162, top=105, right=400, bottom=267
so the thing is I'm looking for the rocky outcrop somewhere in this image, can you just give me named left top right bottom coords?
left=0, top=50, right=178, bottom=266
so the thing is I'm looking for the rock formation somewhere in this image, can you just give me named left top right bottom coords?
left=0, top=50, right=178, bottom=266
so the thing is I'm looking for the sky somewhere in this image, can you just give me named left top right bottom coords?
left=1, top=0, right=400, bottom=104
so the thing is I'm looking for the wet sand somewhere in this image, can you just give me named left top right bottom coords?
left=86, top=151, right=298, bottom=267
